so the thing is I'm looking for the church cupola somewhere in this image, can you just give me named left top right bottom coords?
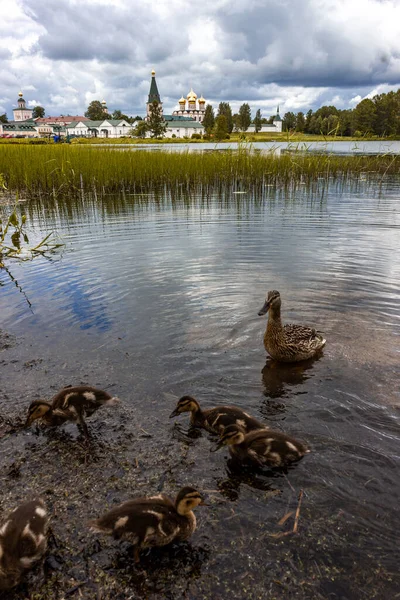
left=17, top=91, right=26, bottom=109
left=101, top=99, right=108, bottom=114
left=187, top=88, right=197, bottom=109
left=146, top=69, right=163, bottom=118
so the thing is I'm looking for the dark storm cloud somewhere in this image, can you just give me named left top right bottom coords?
left=22, top=0, right=188, bottom=64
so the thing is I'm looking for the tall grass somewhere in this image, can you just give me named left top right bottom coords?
left=0, top=144, right=399, bottom=198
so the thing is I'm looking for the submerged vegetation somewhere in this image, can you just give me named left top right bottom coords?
left=0, top=144, right=399, bottom=199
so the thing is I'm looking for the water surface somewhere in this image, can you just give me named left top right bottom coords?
left=1, top=181, right=399, bottom=598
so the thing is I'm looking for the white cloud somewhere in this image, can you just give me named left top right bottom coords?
left=0, top=0, right=399, bottom=118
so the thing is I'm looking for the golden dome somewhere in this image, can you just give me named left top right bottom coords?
left=151, top=69, right=156, bottom=76
left=187, top=88, right=197, bottom=101
left=18, top=91, right=23, bottom=97
left=101, top=99, right=107, bottom=105
left=179, top=95, right=186, bottom=104
left=198, top=95, right=206, bottom=103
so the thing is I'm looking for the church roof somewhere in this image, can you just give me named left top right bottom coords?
left=166, top=120, right=203, bottom=129
left=148, top=71, right=161, bottom=104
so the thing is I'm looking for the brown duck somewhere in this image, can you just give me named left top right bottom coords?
left=212, top=424, right=310, bottom=468
left=258, top=290, right=326, bottom=362
left=25, top=385, right=120, bottom=437
left=169, top=394, right=265, bottom=435
left=0, top=499, right=49, bottom=590
left=88, top=487, right=206, bottom=562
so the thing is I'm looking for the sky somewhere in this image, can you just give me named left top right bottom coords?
left=1, top=0, right=400, bottom=119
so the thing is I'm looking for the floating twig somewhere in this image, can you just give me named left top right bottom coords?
left=293, top=489, right=304, bottom=534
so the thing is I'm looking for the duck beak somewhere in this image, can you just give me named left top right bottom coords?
left=210, top=440, right=224, bottom=452
left=258, top=299, right=270, bottom=316
left=24, top=415, right=33, bottom=427
left=169, top=408, right=179, bottom=418
left=199, top=499, right=209, bottom=506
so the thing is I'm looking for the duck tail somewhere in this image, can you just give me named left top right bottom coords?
left=105, top=396, right=120, bottom=406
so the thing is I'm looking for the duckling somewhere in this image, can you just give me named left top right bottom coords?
left=169, top=394, right=265, bottom=435
left=0, top=499, right=49, bottom=590
left=25, top=385, right=120, bottom=437
left=88, top=487, right=206, bottom=563
left=258, top=290, right=326, bottom=362
left=212, top=424, right=310, bottom=468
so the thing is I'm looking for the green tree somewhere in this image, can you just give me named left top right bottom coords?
left=304, top=109, right=313, bottom=133
left=217, top=102, right=233, bottom=133
left=32, top=106, right=45, bottom=119
left=85, top=100, right=110, bottom=121
left=232, top=113, right=241, bottom=132
left=202, top=104, right=215, bottom=135
left=353, top=99, right=376, bottom=134
left=147, top=100, right=167, bottom=138
left=314, top=105, right=339, bottom=120
left=254, top=109, right=262, bottom=133
left=282, top=111, right=296, bottom=131
left=131, top=121, right=149, bottom=138
left=373, top=91, right=400, bottom=136
left=214, top=114, right=228, bottom=140
left=238, top=103, right=251, bottom=131
left=0, top=113, right=8, bottom=123
left=295, top=111, right=305, bottom=132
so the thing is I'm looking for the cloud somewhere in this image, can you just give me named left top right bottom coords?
left=0, top=0, right=399, bottom=118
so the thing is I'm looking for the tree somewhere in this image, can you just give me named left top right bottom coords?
left=238, top=103, right=251, bottom=131
left=282, top=111, right=296, bottom=131
left=202, top=104, right=215, bottom=135
left=147, top=100, right=167, bottom=138
left=254, top=109, right=262, bottom=133
left=304, top=109, right=313, bottom=133
left=295, top=112, right=305, bottom=132
left=217, top=102, right=233, bottom=133
left=232, top=113, right=241, bottom=132
left=32, top=106, right=45, bottom=119
left=0, top=113, right=8, bottom=123
left=131, top=121, right=149, bottom=138
left=214, top=115, right=228, bottom=140
left=112, top=109, right=131, bottom=122
left=85, top=100, right=110, bottom=121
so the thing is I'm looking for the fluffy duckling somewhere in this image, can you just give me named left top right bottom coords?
left=258, top=290, right=326, bottom=362
left=88, top=487, right=206, bottom=562
left=212, top=424, right=310, bottom=468
left=0, top=499, right=49, bottom=590
left=25, top=385, right=120, bottom=437
left=169, top=395, right=265, bottom=435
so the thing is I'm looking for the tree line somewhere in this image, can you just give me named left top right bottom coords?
left=281, top=89, right=400, bottom=137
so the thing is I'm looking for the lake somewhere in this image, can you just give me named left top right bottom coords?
left=98, top=139, right=400, bottom=155
left=0, top=179, right=399, bottom=598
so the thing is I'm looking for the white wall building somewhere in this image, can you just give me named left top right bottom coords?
left=66, top=119, right=131, bottom=138
left=12, top=92, right=33, bottom=121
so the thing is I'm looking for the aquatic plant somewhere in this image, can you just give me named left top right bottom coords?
left=0, top=186, right=63, bottom=267
left=0, top=144, right=399, bottom=199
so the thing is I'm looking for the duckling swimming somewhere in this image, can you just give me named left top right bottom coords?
left=212, top=424, right=310, bottom=468
left=25, top=385, right=120, bottom=437
left=0, top=499, right=49, bottom=590
left=169, top=395, right=265, bottom=435
left=258, top=290, right=326, bottom=362
left=88, top=487, right=206, bottom=562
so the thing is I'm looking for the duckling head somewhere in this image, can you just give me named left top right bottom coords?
left=211, top=424, right=246, bottom=451
left=175, top=487, right=206, bottom=515
left=169, top=395, right=200, bottom=418
left=25, top=400, right=52, bottom=427
left=258, top=290, right=281, bottom=316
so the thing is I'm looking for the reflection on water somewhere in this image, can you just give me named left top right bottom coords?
left=1, top=179, right=400, bottom=597
left=261, top=356, right=320, bottom=400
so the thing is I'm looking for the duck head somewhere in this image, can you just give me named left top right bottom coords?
left=258, top=290, right=281, bottom=316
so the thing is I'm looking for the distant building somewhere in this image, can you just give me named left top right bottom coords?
left=146, top=70, right=163, bottom=118
left=247, top=106, right=283, bottom=133
left=144, top=71, right=204, bottom=138
left=172, top=89, right=206, bottom=122
left=12, top=92, right=33, bottom=121
left=35, top=116, right=89, bottom=126
left=66, top=119, right=131, bottom=138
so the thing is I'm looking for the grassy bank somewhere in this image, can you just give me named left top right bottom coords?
left=0, top=144, right=399, bottom=198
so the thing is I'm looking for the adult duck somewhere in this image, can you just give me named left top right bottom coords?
left=258, top=290, right=326, bottom=362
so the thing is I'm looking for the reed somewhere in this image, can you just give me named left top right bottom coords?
left=0, top=144, right=399, bottom=198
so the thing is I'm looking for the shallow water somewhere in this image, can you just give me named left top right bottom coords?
left=99, top=139, right=400, bottom=155
left=1, top=181, right=400, bottom=598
